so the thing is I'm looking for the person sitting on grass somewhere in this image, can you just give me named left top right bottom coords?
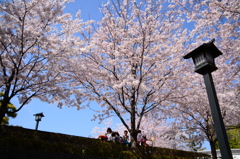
left=141, top=134, right=149, bottom=146
left=112, top=131, right=120, bottom=142
left=122, top=130, right=131, bottom=146
left=105, top=127, right=113, bottom=141
left=137, top=130, right=142, bottom=146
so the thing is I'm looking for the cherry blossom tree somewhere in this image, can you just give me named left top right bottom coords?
left=64, top=0, right=188, bottom=147
left=171, top=75, right=239, bottom=157
left=0, top=0, right=91, bottom=125
left=137, top=116, right=189, bottom=150
left=85, top=0, right=240, bottom=152
left=168, top=0, right=240, bottom=157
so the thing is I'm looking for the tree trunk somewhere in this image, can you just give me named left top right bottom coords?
left=0, top=88, right=11, bottom=126
left=0, top=102, right=7, bottom=126
left=0, top=93, right=10, bottom=126
left=210, top=140, right=217, bottom=159
left=130, top=101, right=137, bottom=147
left=130, top=129, right=138, bottom=147
left=0, top=110, right=5, bottom=126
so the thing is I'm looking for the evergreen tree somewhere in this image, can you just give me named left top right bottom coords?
left=0, top=92, right=17, bottom=125
left=216, top=126, right=240, bottom=149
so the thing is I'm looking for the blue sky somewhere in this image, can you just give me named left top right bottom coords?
left=64, top=0, right=108, bottom=21
left=9, top=0, right=211, bottom=150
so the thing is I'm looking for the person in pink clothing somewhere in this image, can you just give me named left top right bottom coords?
left=141, top=134, right=149, bottom=146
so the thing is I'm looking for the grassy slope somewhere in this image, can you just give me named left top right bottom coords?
left=0, top=126, right=209, bottom=159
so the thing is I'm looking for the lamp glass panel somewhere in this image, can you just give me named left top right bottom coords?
left=36, top=115, right=41, bottom=121
left=194, top=53, right=206, bottom=67
left=206, top=52, right=215, bottom=65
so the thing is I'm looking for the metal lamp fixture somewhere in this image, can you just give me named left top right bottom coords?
left=183, top=39, right=222, bottom=75
left=33, top=112, right=44, bottom=130
left=183, top=39, right=233, bottom=159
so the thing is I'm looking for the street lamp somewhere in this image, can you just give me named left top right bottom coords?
left=33, top=112, right=44, bottom=130
left=183, top=39, right=233, bottom=159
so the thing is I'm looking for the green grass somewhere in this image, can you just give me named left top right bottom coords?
left=0, top=126, right=210, bottom=159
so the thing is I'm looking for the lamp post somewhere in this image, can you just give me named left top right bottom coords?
left=183, top=39, right=233, bottom=159
left=33, top=112, right=44, bottom=130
